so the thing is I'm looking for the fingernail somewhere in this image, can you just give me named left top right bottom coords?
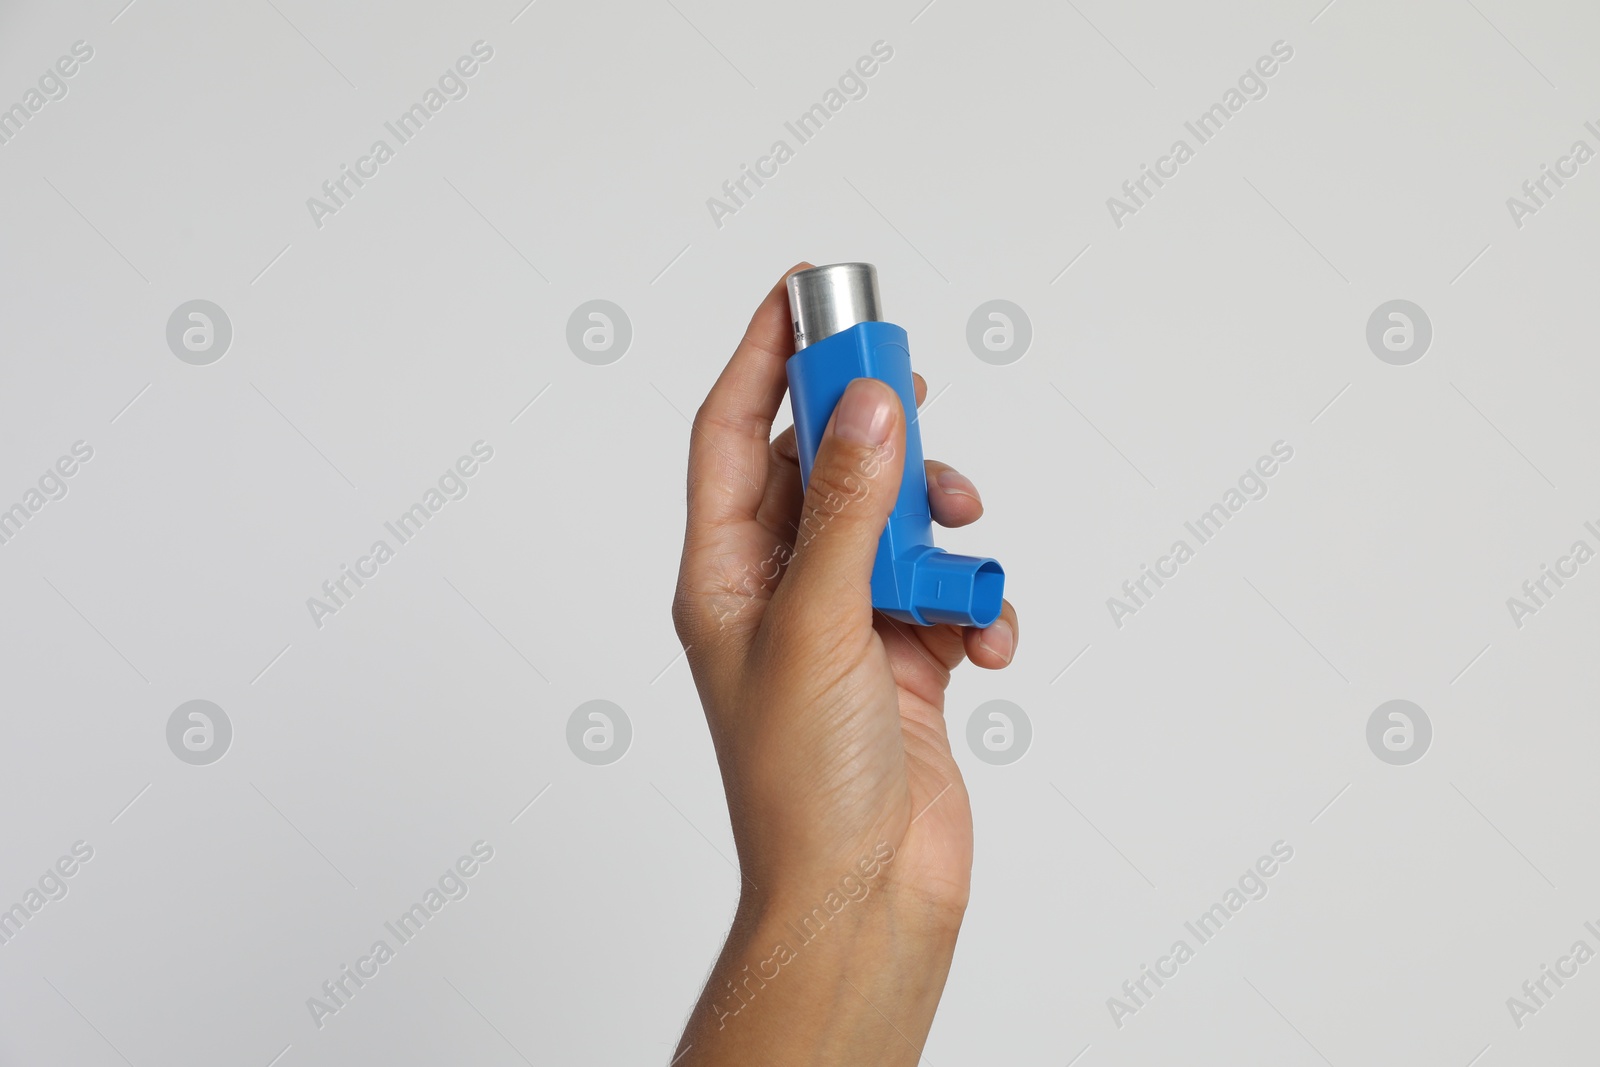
left=936, top=468, right=981, bottom=503
left=978, top=618, right=1014, bottom=663
left=835, top=379, right=894, bottom=447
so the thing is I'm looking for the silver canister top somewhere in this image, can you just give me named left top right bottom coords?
left=787, top=262, right=881, bottom=351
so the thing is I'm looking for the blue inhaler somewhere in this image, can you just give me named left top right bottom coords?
left=785, top=262, right=1004, bottom=629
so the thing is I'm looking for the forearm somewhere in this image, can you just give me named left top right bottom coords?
left=667, top=264, right=1001, bottom=1065
left=674, top=878, right=962, bottom=1066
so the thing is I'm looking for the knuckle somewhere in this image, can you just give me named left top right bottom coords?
left=815, top=436, right=891, bottom=499
left=669, top=588, right=697, bottom=643
left=771, top=429, right=799, bottom=464
left=673, top=540, right=790, bottom=645
left=671, top=579, right=731, bottom=644
left=688, top=402, right=714, bottom=444
left=691, top=401, right=756, bottom=444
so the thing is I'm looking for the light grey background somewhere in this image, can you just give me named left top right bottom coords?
left=2, top=0, right=1597, bottom=1064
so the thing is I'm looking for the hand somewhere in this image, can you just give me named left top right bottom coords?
left=670, top=263, right=1019, bottom=1065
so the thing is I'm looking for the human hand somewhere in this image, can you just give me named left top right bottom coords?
left=670, top=263, right=1019, bottom=1064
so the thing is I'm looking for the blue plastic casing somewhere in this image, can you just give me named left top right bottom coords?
left=786, top=320, right=1004, bottom=628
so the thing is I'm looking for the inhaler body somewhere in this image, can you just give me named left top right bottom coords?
left=785, top=263, right=1004, bottom=628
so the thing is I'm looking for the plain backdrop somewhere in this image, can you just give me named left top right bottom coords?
left=2, top=0, right=1599, bottom=1064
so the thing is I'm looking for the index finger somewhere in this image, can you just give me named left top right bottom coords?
left=685, top=262, right=811, bottom=534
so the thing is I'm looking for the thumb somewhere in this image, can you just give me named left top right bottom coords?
left=772, top=377, right=906, bottom=629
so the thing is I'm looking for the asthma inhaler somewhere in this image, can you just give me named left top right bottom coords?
left=786, top=263, right=1004, bottom=629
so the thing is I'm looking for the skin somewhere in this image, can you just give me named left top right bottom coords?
left=669, top=263, right=1019, bottom=1065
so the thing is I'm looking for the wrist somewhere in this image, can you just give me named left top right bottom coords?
left=718, top=862, right=962, bottom=1012
left=688, top=888, right=957, bottom=1064
left=734, top=836, right=964, bottom=950
left=734, top=875, right=962, bottom=968
left=683, top=850, right=960, bottom=1051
